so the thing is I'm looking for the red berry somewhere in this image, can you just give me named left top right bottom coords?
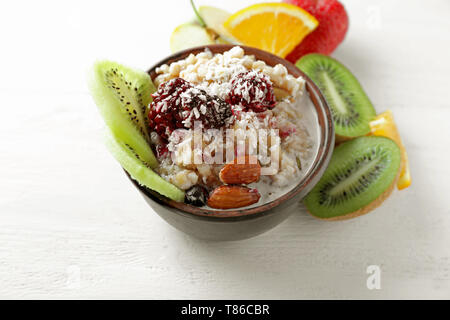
left=279, top=126, right=297, bottom=138
left=155, top=144, right=169, bottom=158
left=148, top=78, right=233, bottom=140
left=148, top=78, right=190, bottom=139
left=226, top=71, right=276, bottom=113
left=283, top=0, right=349, bottom=62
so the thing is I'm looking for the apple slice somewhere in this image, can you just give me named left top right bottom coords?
left=170, top=22, right=215, bottom=53
left=198, top=6, right=237, bottom=44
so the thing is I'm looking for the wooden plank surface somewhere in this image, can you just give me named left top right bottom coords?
left=0, top=0, right=449, bottom=299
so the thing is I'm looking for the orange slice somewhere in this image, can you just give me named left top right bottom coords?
left=369, top=110, right=411, bottom=190
left=223, top=3, right=319, bottom=58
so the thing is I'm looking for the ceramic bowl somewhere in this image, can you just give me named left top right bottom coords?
left=127, top=44, right=334, bottom=241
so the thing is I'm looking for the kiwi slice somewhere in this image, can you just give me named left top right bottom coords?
left=304, top=136, right=401, bottom=220
left=296, top=54, right=376, bottom=141
left=104, top=130, right=184, bottom=202
left=89, top=61, right=184, bottom=201
left=88, top=60, right=157, bottom=168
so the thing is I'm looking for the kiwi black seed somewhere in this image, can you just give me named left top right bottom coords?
left=304, top=136, right=401, bottom=220
left=296, top=54, right=376, bottom=141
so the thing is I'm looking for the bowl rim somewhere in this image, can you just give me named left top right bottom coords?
left=127, top=44, right=334, bottom=221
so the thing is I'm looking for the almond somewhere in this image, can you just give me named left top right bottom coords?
left=207, top=185, right=261, bottom=209
left=219, top=155, right=261, bottom=185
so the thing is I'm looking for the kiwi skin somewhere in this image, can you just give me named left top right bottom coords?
left=304, top=136, right=401, bottom=220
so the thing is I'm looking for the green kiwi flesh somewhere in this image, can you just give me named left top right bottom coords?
left=88, top=60, right=157, bottom=168
left=304, top=136, right=401, bottom=219
left=104, top=130, right=185, bottom=202
left=89, top=61, right=185, bottom=201
left=296, top=54, right=376, bottom=139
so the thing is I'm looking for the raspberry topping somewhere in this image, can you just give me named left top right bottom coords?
left=226, top=71, right=276, bottom=113
left=155, top=143, right=169, bottom=159
left=148, top=78, right=233, bottom=140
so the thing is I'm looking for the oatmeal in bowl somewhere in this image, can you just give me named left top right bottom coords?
left=148, top=46, right=322, bottom=210
left=89, top=44, right=333, bottom=239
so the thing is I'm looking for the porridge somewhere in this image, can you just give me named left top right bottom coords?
left=148, top=46, right=315, bottom=208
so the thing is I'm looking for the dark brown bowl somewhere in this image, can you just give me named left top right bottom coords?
left=127, top=44, right=334, bottom=240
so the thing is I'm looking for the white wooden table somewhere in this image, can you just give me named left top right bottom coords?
left=1, top=0, right=449, bottom=299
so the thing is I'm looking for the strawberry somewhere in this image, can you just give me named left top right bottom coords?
left=283, top=0, right=349, bottom=63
